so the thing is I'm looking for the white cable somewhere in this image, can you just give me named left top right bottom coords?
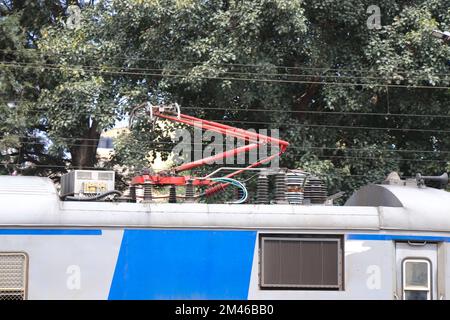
left=211, top=177, right=248, bottom=204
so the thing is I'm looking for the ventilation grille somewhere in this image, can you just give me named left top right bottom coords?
left=260, top=237, right=342, bottom=289
left=98, top=172, right=114, bottom=181
left=0, top=253, right=27, bottom=300
left=76, top=171, right=92, bottom=180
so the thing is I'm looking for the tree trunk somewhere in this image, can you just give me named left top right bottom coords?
left=69, top=119, right=101, bottom=169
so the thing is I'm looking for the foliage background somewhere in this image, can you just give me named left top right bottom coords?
left=1, top=0, right=449, bottom=200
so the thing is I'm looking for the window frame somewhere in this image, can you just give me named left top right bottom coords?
left=260, top=236, right=343, bottom=290
left=402, top=258, right=431, bottom=300
left=0, top=252, right=29, bottom=300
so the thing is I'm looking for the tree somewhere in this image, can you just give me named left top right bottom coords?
left=1, top=0, right=449, bottom=199
left=0, top=0, right=100, bottom=174
left=104, top=0, right=450, bottom=197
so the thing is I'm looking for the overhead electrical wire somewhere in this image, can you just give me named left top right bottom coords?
left=1, top=57, right=448, bottom=176
left=1, top=48, right=449, bottom=75
left=2, top=100, right=450, bottom=119
left=1, top=61, right=450, bottom=90
left=1, top=58, right=449, bottom=82
left=0, top=161, right=410, bottom=181
left=8, top=139, right=450, bottom=155
left=1, top=59, right=449, bottom=87
left=1, top=57, right=449, bottom=165
left=1, top=113, right=449, bottom=133
left=1, top=155, right=448, bottom=172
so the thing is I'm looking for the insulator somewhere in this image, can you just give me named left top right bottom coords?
left=304, top=176, right=327, bottom=204
left=129, top=185, right=136, bottom=202
left=236, top=186, right=245, bottom=201
left=274, top=171, right=287, bottom=204
left=143, top=182, right=153, bottom=201
left=169, top=185, right=177, bottom=203
left=286, top=171, right=306, bottom=205
left=256, top=174, right=269, bottom=205
left=185, top=180, right=195, bottom=202
left=135, top=186, right=144, bottom=203
left=235, top=182, right=246, bottom=203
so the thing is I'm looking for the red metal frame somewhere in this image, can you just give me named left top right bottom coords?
left=130, top=105, right=289, bottom=195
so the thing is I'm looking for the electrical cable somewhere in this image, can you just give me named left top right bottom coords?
left=210, top=177, right=248, bottom=204
left=3, top=100, right=450, bottom=120
left=1, top=61, right=450, bottom=89
left=62, top=190, right=122, bottom=201
left=1, top=48, right=449, bottom=75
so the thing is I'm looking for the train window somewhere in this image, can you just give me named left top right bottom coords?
left=260, top=236, right=342, bottom=290
left=0, top=253, right=28, bottom=300
left=402, top=259, right=431, bottom=300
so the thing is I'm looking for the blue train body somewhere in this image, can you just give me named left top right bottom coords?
left=0, top=176, right=450, bottom=300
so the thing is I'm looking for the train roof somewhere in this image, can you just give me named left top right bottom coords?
left=345, top=183, right=450, bottom=213
left=0, top=176, right=449, bottom=233
left=0, top=175, right=57, bottom=195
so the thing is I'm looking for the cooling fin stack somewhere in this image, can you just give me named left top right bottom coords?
left=286, top=171, right=306, bottom=205
left=256, top=174, right=270, bottom=205
left=274, top=171, right=288, bottom=204
left=304, top=176, right=327, bottom=204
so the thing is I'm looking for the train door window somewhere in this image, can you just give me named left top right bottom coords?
left=0, top=253, right=28, bottom=300
left=260, top=236, right=343, bottom=290
left=402, top=259, right=431, bottom=300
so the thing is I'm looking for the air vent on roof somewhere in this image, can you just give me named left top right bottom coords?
left=61, top=170, right=115, bottom=197
left=76, top=171, right=92, bottom=180
left=98, top=172, right=114, bottom=181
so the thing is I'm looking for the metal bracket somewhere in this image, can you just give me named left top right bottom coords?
left=147, top=102, right=154, bottom=120
left=173, top=102, right=181, bottom=119
left=148, top=102, right=181, bottom=120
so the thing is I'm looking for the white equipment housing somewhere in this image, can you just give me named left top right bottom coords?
left=60, top=170, right=115, bottom=196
